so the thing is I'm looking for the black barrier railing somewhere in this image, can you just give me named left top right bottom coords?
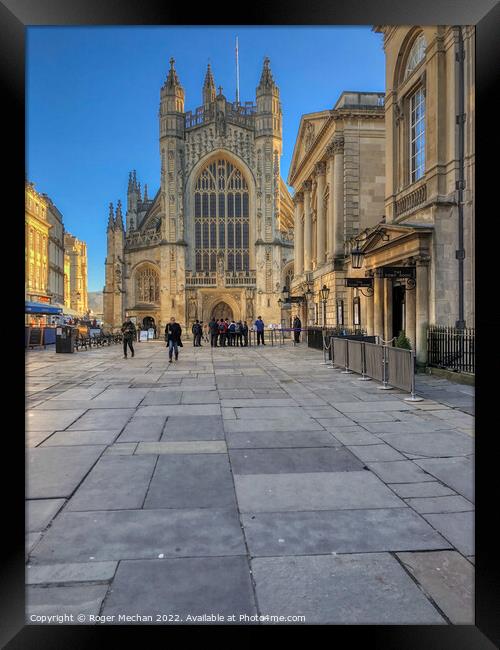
left=307, top=326, right=366, bottom=350
left=75, top=332, right=123, bottom=351
left=427, top=325, right=475, bottom=374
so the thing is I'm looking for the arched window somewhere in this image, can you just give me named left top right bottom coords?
left=194, top=158, right=250, bottom=272
left=135, top=265, right=160, bottom=303
left=404, top=33, right=426, bottom=80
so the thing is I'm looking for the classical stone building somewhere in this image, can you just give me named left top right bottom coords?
left=64, top=233, right=88, bottom=315
left=103, top=57, right=294, bottom=332
left=25, top=181, right=51, bottom=304
left=354, top=26, right=475, bottom=362
left=43, top=194, right=65, bottom=306
left=288, top=91, right=386, bottom=329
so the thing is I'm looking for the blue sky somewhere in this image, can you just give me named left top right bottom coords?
left=26, top=26, right=385, bottom=291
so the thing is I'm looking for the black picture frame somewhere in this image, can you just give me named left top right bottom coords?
left=3, top=1, right=499, bottom=647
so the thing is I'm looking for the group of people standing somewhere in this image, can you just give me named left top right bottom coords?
left=207, top=318, right=250, bottom=347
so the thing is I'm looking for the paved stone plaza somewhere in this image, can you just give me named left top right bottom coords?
left=25, top=340, right=474, bottom=625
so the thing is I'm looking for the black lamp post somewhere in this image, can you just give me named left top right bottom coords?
left=281, top=285, right=290, bottom=303
left=319, top=284, right=330, bottom=326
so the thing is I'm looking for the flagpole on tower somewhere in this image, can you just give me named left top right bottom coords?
left=235, top=36, right=240, bottom=106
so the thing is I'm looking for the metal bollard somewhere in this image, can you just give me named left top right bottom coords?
left=378, top=345, right=393, bottom=390
left=341, top=340, right=353, bottom=374
left=359, top=343, right=371, bottom=381
left=404, top=349, right=424, bottom=402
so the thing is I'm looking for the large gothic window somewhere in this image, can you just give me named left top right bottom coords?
left=135, top=265, right=160, bottom=303
left=194, top=158, right=250, bottom=273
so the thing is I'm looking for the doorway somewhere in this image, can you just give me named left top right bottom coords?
left=392, top=285, right=405, bottom=339
left=211, top=302, right=234, bottom=321
left=142, top=316, right=156, bottom=330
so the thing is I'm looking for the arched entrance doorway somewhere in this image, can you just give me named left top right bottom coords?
left=143, top=316, right=156, bottom=330
left=211, top=302, right=233, bottom=321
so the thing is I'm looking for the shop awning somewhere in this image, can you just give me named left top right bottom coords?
left=25, top=301, right=63, bottom=315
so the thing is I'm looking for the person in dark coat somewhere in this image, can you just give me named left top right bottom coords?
left=255, top=316, right=265, bottom=345
left=192, top=320, right=202, bottom=346
left=241, top=321, right=249, bottom=346
left=121, top=317, right=136, bottom=359
left=218, top=319, right=227, bottom=347
left=165, top=317, right=182, bottom=363
left=293, top=315, right=302, bottom=343
left=209, top=318, right=219, bottom=347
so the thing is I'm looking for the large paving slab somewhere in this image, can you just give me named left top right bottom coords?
left=376, top=431, right=474, bottom=457
left=29, top=508, right=246, bottom=562
left=67, top=409, right=135, bottom=431
left=101, top=557, right=256, bottom=622
left=66, top=455, right=157, bottom=511
left=161, top=415, right=224, bottom=441
left=422, top=511, right=475, bottom=556
left=144, top=454, right=236, bottom=509
left=225, top=430, right=341, bottom=449
left=251, top=554, right=444, bottom=624
left=346, top=444, right=406, bottom=462
left=414, top=457, right=474, bottom=502
left=26, top=561, right=117, bottom=585
left=26, top=409, right=87, bottom=431
left=242, top=507, right=451, bottom=556
left=26, top=499, right=66, bottom=532
left=137, top=404, right=221, bottom=417
left=397, top=551, right=474, bottom=624
left=27, top=445, right=106, bottom=499
left=40, top=430, right=120, bottom=446
left=367, top=460, right=436, bottom=484
left=27, top=585, right=109, bottom=621
left=229, top=447, right=363, bottom=474
left=234, top=471, right=405, bottom=512
left=224, top=418, right=324, bottom=433
left=117, top=416, right=167, bottom=442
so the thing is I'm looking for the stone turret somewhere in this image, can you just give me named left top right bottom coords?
left=255, top=57, right=282, bottom=142
left=202, top=63, right=216, bottom=107
left=159, top=58, right=185, bottom=139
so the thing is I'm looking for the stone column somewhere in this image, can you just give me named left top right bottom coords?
left=373, top=272, right=384, bottom=341
left=315, top=162, right=326, bottom=267
left=365, top=289, right=374, bottom=336
left=331, top=135, right=345, bottom=259
left=383, top=278, right=393, bottom=342
left=303, top=180, right=312, bottom=272
left=326, top=151, right=335, bottom=261
left=416, top=257, right=430, bottom=364
left=405, top=280, right=416, bottom=350
left=293, top=192, right=304, bottom=277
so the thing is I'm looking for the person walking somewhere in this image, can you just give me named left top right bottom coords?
left=293, top=315, right=302, bottom=343
left=165, top=316, right=182, bottom=363
left=121, top=316, right=136, bottom=359
left=209, top=317, right=219, bottom=347
left=255, top=316, right=265, bottom=345
left=192, top=320, right=202, bottom=346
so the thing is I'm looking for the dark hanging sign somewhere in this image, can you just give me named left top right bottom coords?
left=380, top=266, right=415, bottom=279
left=344, top=277, right=373, bottom=288
left=289, top=296, right=305, bottom=303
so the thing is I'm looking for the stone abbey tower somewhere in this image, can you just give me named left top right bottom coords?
left=103, top=57, right=294, bottom=332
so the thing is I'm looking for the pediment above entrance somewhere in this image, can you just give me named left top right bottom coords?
left=288, top=111, right=330, bottom=183
left=359, top=223, right=433, bottom=270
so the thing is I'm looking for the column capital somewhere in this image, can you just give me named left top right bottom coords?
left=314, top=161, right=327, bottom=177
left=326, top=134, right=344, bottom=157
left=415, top=255, right=431, bottom=267
left=292, top=191, right=304, bottom=205
left=302, top=180, right=313, bottom=193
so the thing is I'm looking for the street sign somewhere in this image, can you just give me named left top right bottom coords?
left=380, top=266, right=415, bottom=279
left=344, top=278, right=373, bottom=288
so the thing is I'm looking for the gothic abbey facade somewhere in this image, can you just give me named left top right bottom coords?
left=103, top=58, right=294, bottom=332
